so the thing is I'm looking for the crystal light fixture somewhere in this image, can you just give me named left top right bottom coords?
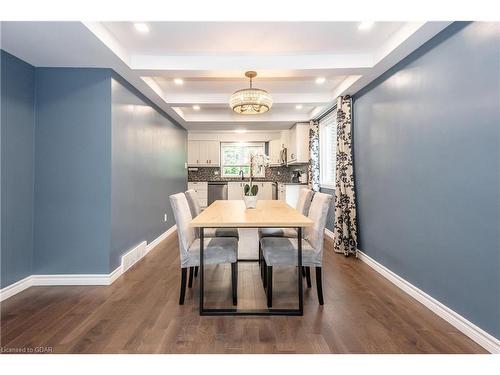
left=230, top=71, right=272, bottom=114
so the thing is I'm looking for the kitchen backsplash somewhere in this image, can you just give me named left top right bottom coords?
left=188, top=165, right=309, bottom=183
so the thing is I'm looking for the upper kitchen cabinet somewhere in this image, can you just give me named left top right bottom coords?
left=287, top=123, right=309, bottom=165
left=268, top=139, right=282, bottom=166
left=188, top=140, right=220, bottom=167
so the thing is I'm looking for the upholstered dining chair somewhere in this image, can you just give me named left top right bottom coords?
left=258, top=188, right=313, bottom=282
left=258, top=188, right=313, bottom=239
left=185, top=189, right=239, bottom=282
left=169, top=193, right=238, bottom=305
left=260, top=191, right=332, bottom=306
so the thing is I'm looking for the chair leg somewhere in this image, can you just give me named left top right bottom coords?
left=315, top=267, right=324, bottom=305
left=263, top=258, right=268, bottom=288
left=301, top=266, right=306, bottom=278
left=179, top=268, right=187, bottom=305
left=266, top=266, right=273, bottom=308
left=231, top=262, right=238, bottom=306
left=188, top=267, right=194, bottom=288
left=194, top=266, right=198, bottom=277
left=259, top=241, right=263, bottom=281
left=305, top=266, right=312, bottom=288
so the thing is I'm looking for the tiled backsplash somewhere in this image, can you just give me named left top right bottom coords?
left=188, top=165, right=309, bottom=183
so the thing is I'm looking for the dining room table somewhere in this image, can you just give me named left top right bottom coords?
left=190, top=199, right=314, bottom=316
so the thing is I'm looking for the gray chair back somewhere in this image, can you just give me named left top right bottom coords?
left=297, top=188, right=314, bottom=216
left=185, top=189, right=201, bottom=238
left=185, top=189, right=201, bottom=217
left=304, top=192, right=332, bottom=256
left=169, top=193, right=196, bottom=265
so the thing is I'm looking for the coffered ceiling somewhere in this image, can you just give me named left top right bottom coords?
left=1, top=21, right=452, bottom=131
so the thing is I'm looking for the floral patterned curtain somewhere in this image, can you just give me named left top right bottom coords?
left=334, top=96, right=358, bottom=256
left=308, top=120, right=320, bottom=191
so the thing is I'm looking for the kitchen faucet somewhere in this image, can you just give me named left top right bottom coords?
left=239, top=170, right=244, bottom=181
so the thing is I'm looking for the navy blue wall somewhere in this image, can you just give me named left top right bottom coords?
left=353, top=22, right=499, bottom=338
left=0, top=51, right=35, bottom=287
left=34, top=68, right=112, bottom=274
left=110, top=76, right=187, bottom=271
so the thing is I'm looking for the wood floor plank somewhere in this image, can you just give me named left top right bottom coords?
left=0, top=233, right=487, bottom=354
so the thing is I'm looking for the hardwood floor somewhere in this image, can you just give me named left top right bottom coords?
left=0, top=232, right=486, bottom=354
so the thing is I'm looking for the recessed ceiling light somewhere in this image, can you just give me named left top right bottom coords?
left=295, top=104, right=303, bottom=110
left=315, top=77, right=326, bottom=84
left=358, top=21, right=375, bottom=31
left=192, top=105, right=200, bottom=111
left=134, top=23, right=149, bottom=33
left=173, top=78, right=184, bottom=85
left=234, top=129, right=247, bottom=134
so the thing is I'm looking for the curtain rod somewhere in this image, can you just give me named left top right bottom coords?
left=314, top=104, right=337, bottom=122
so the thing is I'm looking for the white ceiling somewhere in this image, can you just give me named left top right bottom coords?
left=1, top=21, right=452, bottom=132
left=102, top=22, right=406, bottom=55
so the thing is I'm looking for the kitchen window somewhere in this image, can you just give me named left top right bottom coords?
left=220, top=142, right=266, bottom=178
left=319, top=110, right=337, bottom=189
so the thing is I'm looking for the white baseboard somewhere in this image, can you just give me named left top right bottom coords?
left=0, top=225, right=176, bottom=302
left=357, top=250, right=500, bottom=354
left=0, top=276, right=34, bottom=301
left=324, top=228, right=334, bottom=241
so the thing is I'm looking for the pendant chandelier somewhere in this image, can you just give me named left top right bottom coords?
left=230, top=71, right=273, bottom=114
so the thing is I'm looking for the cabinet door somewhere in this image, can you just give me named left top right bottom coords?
left=288, top=127, right=297, bottom=162
left=269, top=139, right=280, bottom=165
left=228, top=182, right=243, bottom=200
left=296, top=124, right=310, bottom=163
left=261, top=182, right=273, bottom=200
left=207, top=141, right=220, bottom=166
left=187, top=141, right=199, bottom=165
left=198, top=141, right=210, bottom=166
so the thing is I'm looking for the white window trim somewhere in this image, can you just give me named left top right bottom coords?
left=319, top=110, right=337, bottom=189
left=220, top=142, right=266, bottom=178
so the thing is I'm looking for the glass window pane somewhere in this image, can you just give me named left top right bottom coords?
left=220, top=142, right=265, bottom=177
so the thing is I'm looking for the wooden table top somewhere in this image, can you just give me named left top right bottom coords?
left=191, top=200, right=314, bottom=228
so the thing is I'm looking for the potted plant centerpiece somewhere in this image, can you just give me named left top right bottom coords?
left=243, top=153, right=269, bottom=209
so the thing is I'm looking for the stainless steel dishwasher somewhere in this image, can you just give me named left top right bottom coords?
left=208, top=182, right=228, bottom=205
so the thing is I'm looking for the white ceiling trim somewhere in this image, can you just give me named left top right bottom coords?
left=2, top=21, right=454, bottom=131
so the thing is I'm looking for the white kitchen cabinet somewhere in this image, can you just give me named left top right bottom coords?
left=188, top=141, right=200, bottom=166
left=228, top=182, right=244, bottom=200
left=280, top=130, right=289, bottom=150
left=207, top=141, right=220, bottom=166
left=268, top=139, right=282, bottom=166
left=287, top=123, right=310, bottom=165
left=188, top=140, right=220, bottom=166
left=259, top=182, right=274, bottom=200
left=278, top=183, right=286, bottom=201
left=187, top=181, right=208, bottom=208
left=228, top=181, right=274, bottom=200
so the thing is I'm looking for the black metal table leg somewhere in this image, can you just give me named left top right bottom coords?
left=199, top=227, right=204, bottom=314
left=297, top=227, right=303, bottom=315
left=198, top=226, right=304, bottom=316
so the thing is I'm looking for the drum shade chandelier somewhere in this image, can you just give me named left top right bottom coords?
left=230, top=71, right=273, bottom=114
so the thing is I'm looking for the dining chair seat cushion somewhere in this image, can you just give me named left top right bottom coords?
left=261, top=237, right=321, bottom=267
left=204, top=227, right=240, bottom=239
left=258, top=227, right=297, bottom=239
left=184, top=237, right=238, bottom=268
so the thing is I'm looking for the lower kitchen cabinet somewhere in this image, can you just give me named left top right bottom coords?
left=228, top=181, right=275, bottom=200
left=228, top=182, right=244, bottom=200
left=187, top=182, right=208, bottom=208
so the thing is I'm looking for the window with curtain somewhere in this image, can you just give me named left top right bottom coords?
left=220, top=142, right=266, bottom=177
left=319, top=110, right=337, bottom=189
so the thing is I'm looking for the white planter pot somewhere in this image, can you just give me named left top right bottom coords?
left=243, top=195, right=258, bottom=209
